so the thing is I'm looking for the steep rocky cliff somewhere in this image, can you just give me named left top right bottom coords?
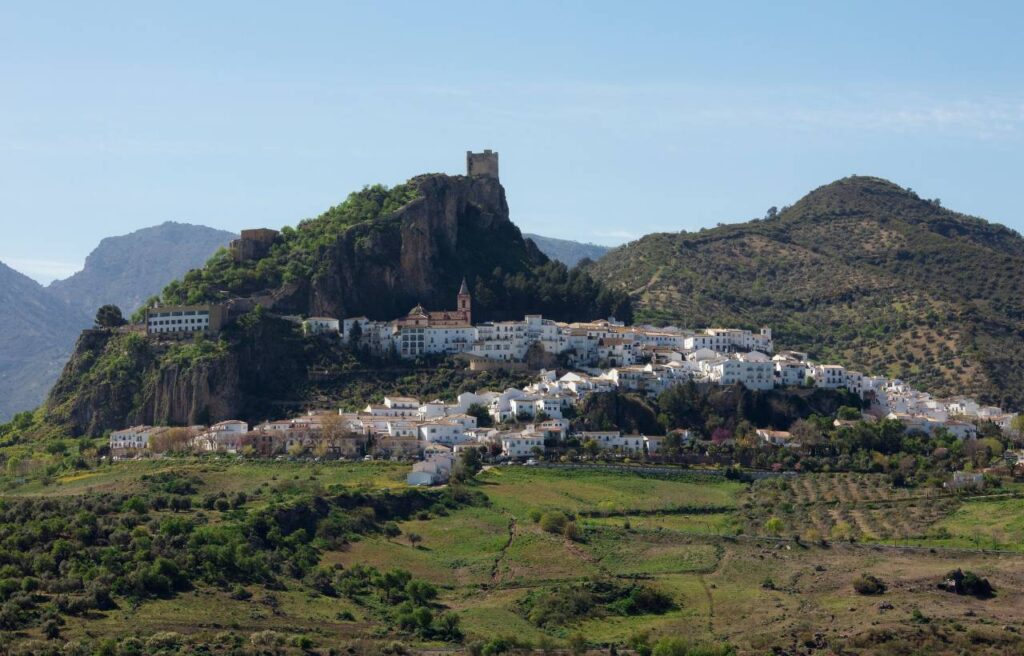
left=45, top=312, right=308, bottom=435
left=271, top=174, right=545, bottom=320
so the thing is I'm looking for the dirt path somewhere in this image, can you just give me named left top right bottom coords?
left=698, top=575, right=715, bottom=635
left=489, top=514, right=517, bottom=586
left=563, top=536, right=612, bottom=577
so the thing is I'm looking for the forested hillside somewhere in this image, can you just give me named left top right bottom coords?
left=588, top=176, right=1024, bottom=410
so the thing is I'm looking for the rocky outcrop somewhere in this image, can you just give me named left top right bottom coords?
left=44, top=329, right=156, bottom=436
left=273, top=173, right=543, bottom=321
left=45, top=313, right=310, bottom=436
left=144, top=359, right=242, bottom=428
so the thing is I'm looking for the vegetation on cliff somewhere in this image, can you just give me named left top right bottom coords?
left=159, top=184, right=422, bottom=305
left=588, top=176, right=1024, bottom=410
left=156, top=175, right=631, bottom=323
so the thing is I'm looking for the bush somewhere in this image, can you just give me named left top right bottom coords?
left=229, top=585, right=252, bottom=601
left=853, top=573, right=886, bottom=595
left=939, top=569, right=994, bottom=597
left=539, top=511, right=568, bottom=535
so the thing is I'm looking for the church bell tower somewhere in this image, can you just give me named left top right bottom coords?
left=457, top=277, right=472, bottom=324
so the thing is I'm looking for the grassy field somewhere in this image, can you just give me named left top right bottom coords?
left=8, top=457, right=408, bottom=497
left=5, top=462, right=1024, bottom=654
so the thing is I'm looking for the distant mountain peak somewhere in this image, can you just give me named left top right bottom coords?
left=523, top=233, right=610, bottom=267
left=48, top=222, right=237, bottom=316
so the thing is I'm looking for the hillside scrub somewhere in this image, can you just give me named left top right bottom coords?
left=587, top=176, right=1024, bottom=410
left=516, top=578, right=674, bottom=627
left=0, top=479, right=485, bottom=633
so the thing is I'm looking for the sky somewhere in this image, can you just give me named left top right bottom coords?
left=1, top=1, right=1023, bottom=284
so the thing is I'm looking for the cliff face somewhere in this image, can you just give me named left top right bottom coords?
left=46, top=315, right=307, bottom=436
left=275, top=173, right=540, bottom=320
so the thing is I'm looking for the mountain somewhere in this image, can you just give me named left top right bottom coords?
left=0, top=262, right=83, bottom=421
left=523, top=233, right=609, bottom=267
left=45, top=172, right=632, bottom=435
left=588, top=176, right=1024, bottom=410
left=48, top=221, right=236, bottom=318
left=0, top=223, right=238, bottom=422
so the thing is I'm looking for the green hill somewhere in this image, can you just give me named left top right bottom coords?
left=587, top=176, right=1024, bottom=410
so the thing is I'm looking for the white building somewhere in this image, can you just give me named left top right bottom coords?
left=417, top=421, right=470, bottom=445
left=501, top=432, right=546, bottom=458
left=407, top=451, right=455, bottom=486
left=303, top=317, right=340, bottom=336
left=814, top=364, right=847, bottom=389
left=684, top=327, right=773, bottom=354
left=707, top=354, right=774, bottom=390
left=109, top=425, right=164, bottom=451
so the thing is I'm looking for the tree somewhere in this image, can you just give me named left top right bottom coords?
left=837, top=406, right=861, bottom=421
left=95, top=304, right=126, bottom=328
left=466, top=403, right=493, bottom=428
left=568, top=633, right=587, bottom=656
left=412, top=606, right=433, bottom=635
left=149, top=427, right=195, bottom=454
left=348, top=321, right=363, bottom=349
left=436, top=612, right=463, bottom=642
left=408, top=532, right=423, bottom=548
left=1011, top=414, right=1024, bottom=437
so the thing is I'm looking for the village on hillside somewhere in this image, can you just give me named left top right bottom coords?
left=116, top=277, right=1021, bottom=487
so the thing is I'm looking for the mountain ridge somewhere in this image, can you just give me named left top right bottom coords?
left=523, top=233, right=610, bottom=267
left=48, top=221, right=236, bottom=318
left=588, top=175, right=1024, bottom=410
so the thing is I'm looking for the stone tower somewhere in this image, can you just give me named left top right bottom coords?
left=457, top=277, right=472, bottom=324
left=466, top=150, right=499, bottom=180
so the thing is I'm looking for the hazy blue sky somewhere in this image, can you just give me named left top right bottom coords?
left=2, top=1, right=1023, bottom=283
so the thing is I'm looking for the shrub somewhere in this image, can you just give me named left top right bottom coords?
left=939, top=569, right=994, bottom=597
left=539, top=511, right=568, bottom=535
left=145, top=632, right=183, bottom=651
left=853, top=573, right=886, bottom=595
left=229, top=585, right=252, bottom=600
left=249, top=630, right=285, bottom=647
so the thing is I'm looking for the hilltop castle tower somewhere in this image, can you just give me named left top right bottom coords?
left=466, top=150, right=499, bottom=180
